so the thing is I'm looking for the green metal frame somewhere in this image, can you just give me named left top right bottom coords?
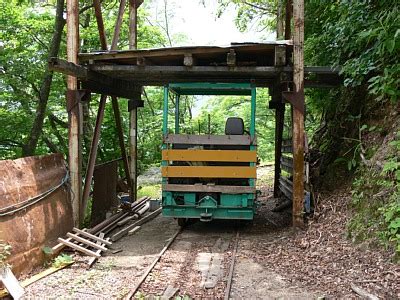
left=162, top=82, right=257, bottom=221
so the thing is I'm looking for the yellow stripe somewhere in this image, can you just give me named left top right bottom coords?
left=161, top=166, right=256, bottom=178
left=162, top=149, right=257, bottom=162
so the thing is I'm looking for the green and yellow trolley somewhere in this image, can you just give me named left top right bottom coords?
left=161, top=83, right=257, bottom=225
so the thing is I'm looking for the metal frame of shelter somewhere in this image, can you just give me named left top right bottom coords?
left=54, top=0, right=340, bottom=228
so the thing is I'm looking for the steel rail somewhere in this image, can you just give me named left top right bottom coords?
left=123, top=227, right=182, bottom=299
left=224, top=230, right=240, bottom=300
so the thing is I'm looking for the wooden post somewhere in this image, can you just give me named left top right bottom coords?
left=111, top=0, right=127, bottom=50
left=129, top=0, right=138, bottom=202
left=112, top=96, right=132, bottom=187
left=273, top=90, right=285, bottom=198
left=292, top=0, right=305, bottom=227
left=175, top=94, right=180, bottom=134
left=107, top=0, right=132, bottom=188
left=276, top=0, right=285, bottom=39
left=273, top=0, right=286, bottom=198
left=93, top=0, right=108, bottom=50
left=285, top=0, right=293, bottom=40
left=82, top=95, right=106, bottom=221
left=66, top=0, right=81, bottom=226
left=88, top=0, right=132, bottom=208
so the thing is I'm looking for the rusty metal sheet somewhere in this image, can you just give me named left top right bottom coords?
left=91, top=161, right=118, bottom=226
left=0, top=153, right=73, bottom=277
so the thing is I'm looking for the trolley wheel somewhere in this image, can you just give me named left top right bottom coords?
left=177, top=218, right=188, bottom=227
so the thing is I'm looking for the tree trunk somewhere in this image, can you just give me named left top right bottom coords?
left=22, top=0, right=65, bottom=156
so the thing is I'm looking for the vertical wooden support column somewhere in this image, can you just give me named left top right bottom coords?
left=273, top=89, right=285, bottom=198
left=175, top=94, right=180, bottom=134
left=129, top=0, right=138, bottom=202
left=273, top=0, right=286, bottom=198
left=66, top=0, right=81, bottom=226
left=292, top=0, right=305, bottom=227
left=276, top=0, right=285, bottom=40
left=285, top=0, right=293, bottom=40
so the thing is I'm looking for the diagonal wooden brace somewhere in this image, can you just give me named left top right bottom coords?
left=282, top=90, right=304, bottom=114
left=66, top=89, right=90, bottom=112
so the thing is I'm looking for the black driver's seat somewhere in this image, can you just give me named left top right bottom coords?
left=218, top=117, right=249, bottom=151
left=225, top=117, right=244, bottom=135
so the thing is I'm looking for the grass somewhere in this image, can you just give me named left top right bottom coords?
left=137, top=184, right=162, bottom=199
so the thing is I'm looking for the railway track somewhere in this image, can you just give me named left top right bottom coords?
left=123, top=223, right=241, bottom=299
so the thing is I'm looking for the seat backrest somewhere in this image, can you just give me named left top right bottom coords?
left=225, top=117, right=244, bottom=135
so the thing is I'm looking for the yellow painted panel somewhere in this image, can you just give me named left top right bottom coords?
left=161, top=166, right=256, bottom=178
left=162, top=149, right=257, bottom=162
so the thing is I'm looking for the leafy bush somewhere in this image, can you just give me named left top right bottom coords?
left=52, top=254, right=73, bottom=268
left=348, top=132, right=400, bottom=256
left=305, top=1, right=400, bottom=102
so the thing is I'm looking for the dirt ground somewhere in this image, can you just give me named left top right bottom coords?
left=13, top=166, right=400, bottom=299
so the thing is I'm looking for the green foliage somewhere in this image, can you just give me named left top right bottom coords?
left=0, top=240, right=12, bottom=268
left=216, top=0, right=277, bottom=34
left=305, top=0, right=400, bottom=102
left=52, top=253, right=74, bottom=268
left=0, top=0, right=167, bottom=174
left=42, top=246, right=53, bottom=256
left=137, top=184, right=161, bottom=199
left=349, top=132, right=400, bottom=255
left=380, top=200, right=400, bottom=254
left=0, top=0, right=63, bottom=157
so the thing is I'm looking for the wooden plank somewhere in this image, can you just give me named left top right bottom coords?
left=281, top=163, right=293, bottom=174
left=162, top=166, right=257, bottom=179
left=162, top=149, right=257, bottom=162
left=88, top=233, right=107, bottom=268
left=49, top=57, right=87, bottom=78
left=48, top=58, right=143, bottom=99
left=164, top=134, right=256, bottom=146
left=91, top=161, right=118, bottom=226
left=117, top=215, right=138, bottom=226
left=162, top=285, right=179, bottom=299
left=57, top=238, right=101, bottom=257
left=128, top=226, right=141, bottom=235
left=52, top=227, right=89, bottom=255
left=72, top=227, right=112, bottom=245
left=111, top=208, right=161, bottom=242
left=78, top=43, right=284, bottom=62
left=279, top=178, right=293, bottom=200
left=282, top=145, right=293, bottom=153
left=281, top=155, right=293, bottom=164
left=282, top=138, right=292, bottom=146
left=163, top=184, right=255, bottom=194
left=0, top=267, right=24, bottom=299
left=280, top=176, right=293, bottom=187
left=281, top=155, right=293, bottom=174
left=0, top=261, right=74, bottom=297
left=66, top=233, right=108, bottom=251
left=74, top=65, right=340, bottom=88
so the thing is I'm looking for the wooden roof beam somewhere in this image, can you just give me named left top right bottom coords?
left=49, top=58, right=141, bottom=98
